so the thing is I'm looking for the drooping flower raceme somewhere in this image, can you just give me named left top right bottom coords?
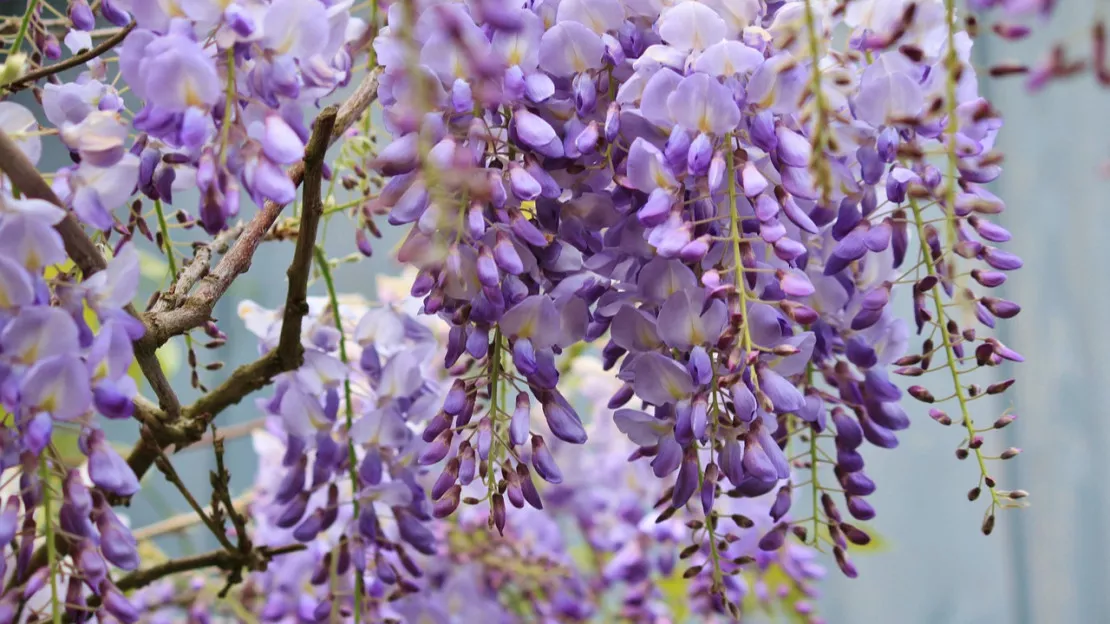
left=365, top=0, right=1026, bottom=611
left=0, top=0, right=1037, bottom=620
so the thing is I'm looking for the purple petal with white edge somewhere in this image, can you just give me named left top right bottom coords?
left=1, top=307, right=80, bottom=365
left=776, top=126, right=812, bottom=168
left=0, top=256, right=34, bottom=309
left=694, top=40, right=765, bottom=77
left=0, top=103, right=42, bottom=165
left=261, top=114, right=306, bottom=165
left=658, top=2, right=727, bottom=51
left=538, top=21, right=605, bottom=78
left=667, top=73, right=741, bottom=136
left=557, top=0, right=625, bottom=34
left=626, top=138, right=678, bottom=193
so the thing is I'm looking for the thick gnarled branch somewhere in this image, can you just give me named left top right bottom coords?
left=0, top=129, right=180, bottom=421
left=125, top=106, right=340, bottom=485
left=139, top=69, right=381, bottom=349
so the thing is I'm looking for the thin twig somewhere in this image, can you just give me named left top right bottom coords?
left=151, top=449, right=237, bottom=553
left=152, top=222, right=246, bottom=314
left=3, top=23, right=135, bottom=92
left=132, top=494, right=253, bottom=542
left=110, top=543, right=305, bottom=594
left=181, top=418, right=264, bottom=452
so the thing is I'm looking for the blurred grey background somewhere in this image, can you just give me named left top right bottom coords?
left=6, top=2, right=1110, bottom=623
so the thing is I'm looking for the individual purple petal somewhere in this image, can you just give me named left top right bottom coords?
left=731, top=383, right=757, bottom=423
left=538, top=21, right=605, bottom=77
left=671, top=448, right=699, bottom=508
left=757, top=365, right=806, bottom=413
left=530, top=435, right=563, bottom=484
left=626, top=138, right=678, bottom=193
left=667, top=73, right=741, bottom=135
left=633, top=352, right=695, bottom=406
left=513, top=108, right=564, bottom=158
left=658, top=2, right=727, bottom=51
left=542, top=392, right=587, bottom=444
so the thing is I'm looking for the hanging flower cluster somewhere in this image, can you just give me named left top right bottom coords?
left=361, top=0, right=1025, bottom=613
left=0, top=184, right=144, bottom=618
left=0, top=0, right=1039, bottom=620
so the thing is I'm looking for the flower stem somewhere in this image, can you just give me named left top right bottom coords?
left=8, top=0, right=41, bottom=59
left=801, top=0, right=831, bottom=202
left=908, top=199, right=999, bottom=510
left=312, top=245, right=363, bottom=623
left=486, top=328, right=503, bottom=510
left=725, top=134, right=759, bottom=396
left=39, top=455, right=60, bottom=624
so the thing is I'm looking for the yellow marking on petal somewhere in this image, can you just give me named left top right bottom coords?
left=571, top=49, right=586, bottom=73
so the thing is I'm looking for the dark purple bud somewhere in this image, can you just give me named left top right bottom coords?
left=769, top=484, right=792, bottom=521
left=834, top=546, right=859, bottom=578
left=432, top=485, right=462, bottom=518
left=517, top=464, right=544, bottom=510
left=575, top=121, right=600, bottom=154
left=687, top=133, right=713, bottom=176
left=510, top=212, right=548, bottom=247
left=100, top=582, right=140, bottom=623
left=276, top=455, right=307, bottom=504
left=458, top=442, right=476, bottom=485
left=836, top=446, right=866, bottom=472
left=530, top=435, right=563, bottom=484
left=418, top=430, right=453, bottom=465
left=355, top=449, right=382, bottom=490
left=758, top=523, right=788, bottom=551
left=87, top=430, right=140, bottom=496
left=700, top=462, right=718, bottom=516
left=276, top=492, right=309, bottom=529
left=574, top=74, right=597, bottom=116
left=396, top=508, right=436, bottom=554
left=422, top=411, right=451, bottom=443
left=96, top=508, right=139, bottom=571
left=832, top=409, right=863, bottom=449
left=491, top=493, right=507, bottom=535
left=664, top=127, right=692, bottom=171
left=605, top=103, right=621, bottom=143
left=476, top=246, right=500, bottom=287
left=841, top=471, right=876, bottom=496
left=0, top=497, right=18, bottom=546
left=23, top=568, right=48, bottom=600
left=542, top=393, right=587, bottom=444
left=846, top=495, right=876, bottom=521
left=608, top=383, right=634, bottom=409
left=293, top=509, right=327, bottom=542
left=638, top=188, right=673, bottom=227
left=494, top=232, right=525, bottom=275
left=99, top=0, right=131, bottom=26
left=749, top=111, right=777, bottom=152
left=671, top=448, right=699, bottom=508
left=358, top=507, right=380, bottom=542
left=982, top=297, right=1021, bottom=318
left=69, top=0, right=96, bottom=31
left=981, top=246, right=1023, bottom=271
